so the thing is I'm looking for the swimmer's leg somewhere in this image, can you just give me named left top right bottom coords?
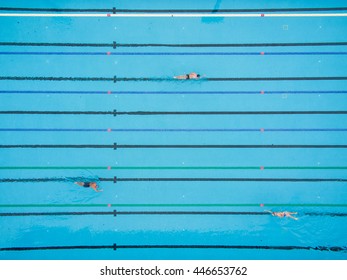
left=288, top=215, right=298, bottom=220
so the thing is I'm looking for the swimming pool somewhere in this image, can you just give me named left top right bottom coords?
left=0, top=0, right=347, bottom=260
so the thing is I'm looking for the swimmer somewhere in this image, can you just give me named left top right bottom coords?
left=174, top=72, right=201, bottom=80
left=265, top=210, right=298, bottom=220
left=75, top=181, right=103, bottom=192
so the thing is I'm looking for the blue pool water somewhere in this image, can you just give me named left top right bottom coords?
left=0, top=0, right=347, bottom=260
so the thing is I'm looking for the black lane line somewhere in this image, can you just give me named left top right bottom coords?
left=1, top=177, right=347, bottom=183
left=1, top=7, right=347, bottom=13
left=114, top=110, right=347, bottom=115
left=0, top=42, right=112, bottom=47
left=0, top=76, right=113, bottom=82
left=1, top=144, right=347, bottom=149
left=3, top=41, right=347, bottom=48
left=2, top=110, right=347, bottom=115
left=115, top=245, right=347, bottom=252
left=1, top=244, right=346, bottom=252
left=116, top=7, right=347, bottom=13
left=116, top=144, right=347, bottom=149
left=0, top=7, right=112, bottom=12
left=114, top=77, right=347, bottom=82
left=0, top=111, right=114, bottom=115
left=117, top=42, right=347, bottom=48
left=0, top=144, right=115, bottom=148
left=0, top=245, right=113, bottom=251
left=0, top=212, right=113, bottom=216
left=206, top=77, right=347, bottom=81
left=114, top=177, right=347, bottom=182
left=1, top=211, right=346, bottom=217
left=2, top=76, right=347, bottom=82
